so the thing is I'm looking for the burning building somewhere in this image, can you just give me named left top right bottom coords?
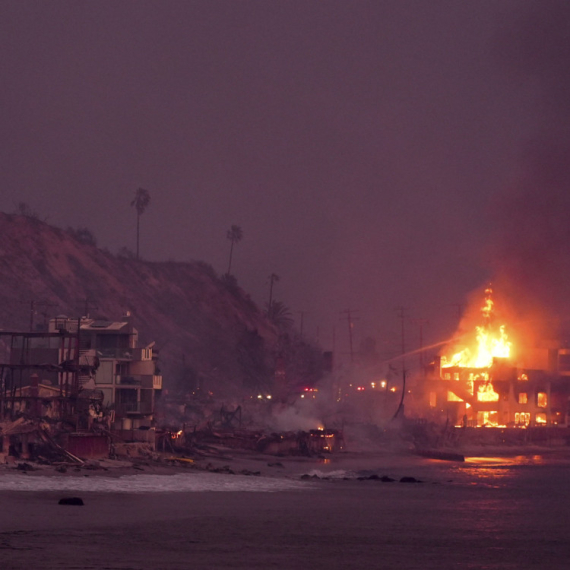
left=417, top=288, right=570, bottom=428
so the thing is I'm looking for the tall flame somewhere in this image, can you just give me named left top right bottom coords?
left=442, top=287, right=511, bottom=369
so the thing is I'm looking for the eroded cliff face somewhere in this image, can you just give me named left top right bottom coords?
left=0, top=213, right=277, bottom=394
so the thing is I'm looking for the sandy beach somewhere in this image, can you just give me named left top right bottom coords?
left=1, top=449, right=570, bottom=569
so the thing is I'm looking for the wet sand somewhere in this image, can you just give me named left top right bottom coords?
left=1, top=450, right=570, bottom=569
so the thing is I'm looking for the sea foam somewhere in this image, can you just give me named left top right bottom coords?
left=0, top=472, right=311, bottom=493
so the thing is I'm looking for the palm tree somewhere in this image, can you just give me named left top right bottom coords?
left=226, top=225, right=243, bottom=275
left=267, top=273, right=280, bottom=318
left=265, top=300, right=293, bottom=330
left=131, top=188, right=151, bottom=260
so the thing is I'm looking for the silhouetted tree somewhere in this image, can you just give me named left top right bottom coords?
left=265, top=300, right=293, bottom=330
left=14, top=202, right=40, bottom=220
left=131, top=188, right=151, bottom=260
left=237, top=329, right=273, bottom=393
left=267, top=273, right=280, bottom=317
left=67, top=226, right=97, bottom=246
left=117, top=246, right=137, bottom=259
left=278, top=331, right=324, bottom=391
left=226, top=224, right=243, bottom=275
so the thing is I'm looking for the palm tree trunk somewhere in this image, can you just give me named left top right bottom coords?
left=136, top=213, right=140, bottom=260
left=227, top=240, right=234, bottom=275
left=268, top=279, right=275, bottom=318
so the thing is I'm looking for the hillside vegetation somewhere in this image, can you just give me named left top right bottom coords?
left=0, top=213, right=280, bottom=395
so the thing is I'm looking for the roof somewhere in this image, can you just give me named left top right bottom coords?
left=80, top=320, right=129, bottom=332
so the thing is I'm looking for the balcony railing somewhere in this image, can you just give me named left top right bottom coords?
left=115, top=401, right=153, bottom=415
left=98, top=348, right=134, bottom=360
left=117, top=375, right=162, bottom=389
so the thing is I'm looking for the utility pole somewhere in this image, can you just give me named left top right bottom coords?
left=410, top=318, right=430, bottom=374
left=340, top=309, right=359, bottom=363
left=395, top=306, right=408, bottom=375
left=297, top=311, right=310, bottom=337
left=28, top=300, right=58, bottom=332
left=80, top=297, right=99, bottom=319
left=394, top=306, right=409, bottom=420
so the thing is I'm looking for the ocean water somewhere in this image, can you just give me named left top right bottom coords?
left=1, top=453, right=570, bottom=569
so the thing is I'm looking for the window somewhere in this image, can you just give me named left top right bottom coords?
left=536, top=412, right=547, bottom=424
left=515, top=412, right=530, bottom=426
left=95, top=361, right=113, bottom=384
left=537, top=392, right=547, bottom=408
left=429, top=392, right=437, bottom=408
left=558, top=353, right=570, bottom=372
left=518, top=393, right=528, bottom=404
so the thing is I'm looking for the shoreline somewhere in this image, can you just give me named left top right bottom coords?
left=1, top=443, right=569, bottom=484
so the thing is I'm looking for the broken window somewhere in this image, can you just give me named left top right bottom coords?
left=537, top=392, right=547, bottom=408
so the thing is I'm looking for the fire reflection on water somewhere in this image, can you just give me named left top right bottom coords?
left=464, top=455, right=546, bottom=466
left=455, top=455, right=547, bottom=486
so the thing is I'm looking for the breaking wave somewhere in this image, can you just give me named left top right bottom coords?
left=0, top=472, right=311, bottom=493
left=304, top=469, right=356, bottom=479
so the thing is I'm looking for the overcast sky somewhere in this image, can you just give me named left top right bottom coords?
left=1, top=0, right=562, bottom=365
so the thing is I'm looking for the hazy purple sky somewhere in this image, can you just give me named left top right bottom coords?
left=1, top=0, right=561, bottom=365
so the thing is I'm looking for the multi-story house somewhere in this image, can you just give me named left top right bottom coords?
left=49, top=314, right=162, bottom=429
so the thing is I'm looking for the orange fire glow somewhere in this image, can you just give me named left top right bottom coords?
left=476, top=382, right=499, bottom=402
left=442, top=288, right=512, bottom=369
left=440, top=288, right=512, bottom=427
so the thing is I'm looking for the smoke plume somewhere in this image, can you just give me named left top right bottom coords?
left=489, top=0, right=570, bottom=342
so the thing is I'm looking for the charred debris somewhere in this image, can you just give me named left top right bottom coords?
left=0, top=314, right=345, bottom=468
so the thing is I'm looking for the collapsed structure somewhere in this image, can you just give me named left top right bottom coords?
left=0, top=314, right=162, bottom=461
